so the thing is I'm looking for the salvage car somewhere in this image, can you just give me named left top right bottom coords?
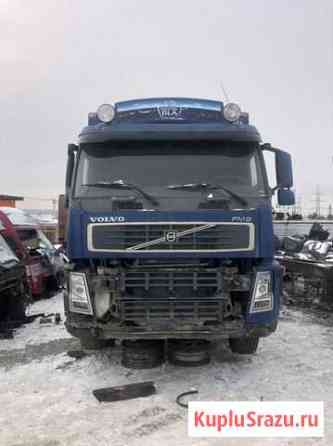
left=0, top=207, right=64, bottom=297
left=0, top=221, right=29, bottom=321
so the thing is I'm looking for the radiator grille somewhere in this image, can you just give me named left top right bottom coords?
left=120, top=269, right=222, bottom=298
left=115, top=268, right=226, bottom=321
left=88, top=222, right=254, bottom=252
left=119, top=299, right=225, bottom=321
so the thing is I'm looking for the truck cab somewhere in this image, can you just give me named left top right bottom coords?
left=64, top=98, right=294, bottom=354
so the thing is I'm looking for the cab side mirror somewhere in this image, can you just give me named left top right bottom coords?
left=275, top=150, right=293, bottom=189
left=277, top=189, right=295, bottom=206
left=262, top=143, right=294, bottom=193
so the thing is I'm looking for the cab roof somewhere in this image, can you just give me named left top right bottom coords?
left=79, top=97, right=261, bottom=144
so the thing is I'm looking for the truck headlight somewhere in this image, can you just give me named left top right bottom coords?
left=69, top=272, right=93, bottom=315
left=250, top=271, right=273, bottom=313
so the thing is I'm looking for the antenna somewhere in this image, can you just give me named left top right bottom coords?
left=220, top=81, right=230, bottom=103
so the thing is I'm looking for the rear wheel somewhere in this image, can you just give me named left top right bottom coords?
left=229, top=336, right=259, bottom=354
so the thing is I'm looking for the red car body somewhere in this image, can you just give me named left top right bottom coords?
left=0, top=210, right=45, bottom=297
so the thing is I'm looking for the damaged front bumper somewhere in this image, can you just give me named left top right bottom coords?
left=64, top=262, right=279, bottom=341
left=65, top=312, right=277, bottom=341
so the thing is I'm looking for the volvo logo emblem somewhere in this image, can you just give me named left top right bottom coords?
left=165, top=231, right=177, bottom=243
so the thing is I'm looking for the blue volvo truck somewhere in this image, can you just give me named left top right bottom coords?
left=64, top=98, right=294, bottom=355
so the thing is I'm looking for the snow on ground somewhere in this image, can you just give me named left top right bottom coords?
left=0, top=293, right=332, bottom=446
left=0, top=294, right=72, bottom=353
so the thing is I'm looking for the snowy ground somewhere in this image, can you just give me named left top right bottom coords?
left=0, top=293, right=332, bottom=446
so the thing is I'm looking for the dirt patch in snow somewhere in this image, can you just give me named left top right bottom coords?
left=0, top=337, right=79, bottom=370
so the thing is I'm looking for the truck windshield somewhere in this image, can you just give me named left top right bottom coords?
left=0, top=234, right=18, bottom=265
left=75, top=141, right=266, bottom=199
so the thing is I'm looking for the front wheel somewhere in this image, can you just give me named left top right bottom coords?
left=229, top=336, right=259, bottom=354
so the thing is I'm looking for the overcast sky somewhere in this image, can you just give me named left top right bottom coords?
left=1, top=0, right=332, bottom=211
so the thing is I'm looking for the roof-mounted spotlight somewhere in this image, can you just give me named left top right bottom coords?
left=97, top=103, right=115, bottom=123
left=223, top=102, right=241, bottom=122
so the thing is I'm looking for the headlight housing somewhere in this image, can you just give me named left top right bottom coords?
left=250, top=271, right=273, bottom=313
left=69, top=272, right=93, bottom=315
left=223, top=102, right=241, bottom=122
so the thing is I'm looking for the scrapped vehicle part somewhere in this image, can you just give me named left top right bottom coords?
left=309, top=223, right=329, bottom=242
left=0, top=230, right=29, bottom=323
left=93, top=381, right=156, bottom=402
left=176, top=389, right=199, bottom=408
left=229, top=336, right=259, bottom=354
left=24, top=312, right=45, bottom=323
left=122, top=340, right=164, bottom=369
left=303, top=240, right=332, bottom=260
left=279, top=256, right=333, bottom=303
left=39, top=317, right=53, bottom=324
left=168, top=340, right=211, bottom=366
left=282, top=235, right=306, bottom=253
left=0, top=207, right=64, bottom=298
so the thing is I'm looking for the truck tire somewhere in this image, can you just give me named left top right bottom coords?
left=229, top=336, right=259, bottom=354
left=168, top=340, right=210, bottom=366
left=80, top=336, right=115, bottom=350
left=122, top=340, right=164, bottom=369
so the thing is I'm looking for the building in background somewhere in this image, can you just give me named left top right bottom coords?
left=0, top=194, right=24, bottom=208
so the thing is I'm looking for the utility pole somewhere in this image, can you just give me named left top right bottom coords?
left=296, top=194, right=303, bottom=216
left=315, top=185, right=321, bottom=216
left=311, top=185, right=324, bottom=218
left=328, top=204, right=333, bottom=220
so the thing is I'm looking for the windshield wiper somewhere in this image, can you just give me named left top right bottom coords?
left=82, top=180, right=159, bottom=207
left=167, top=183, right=248, bottom=206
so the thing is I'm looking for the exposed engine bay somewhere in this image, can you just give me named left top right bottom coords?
left=69, top=258, right=254, bottom=331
